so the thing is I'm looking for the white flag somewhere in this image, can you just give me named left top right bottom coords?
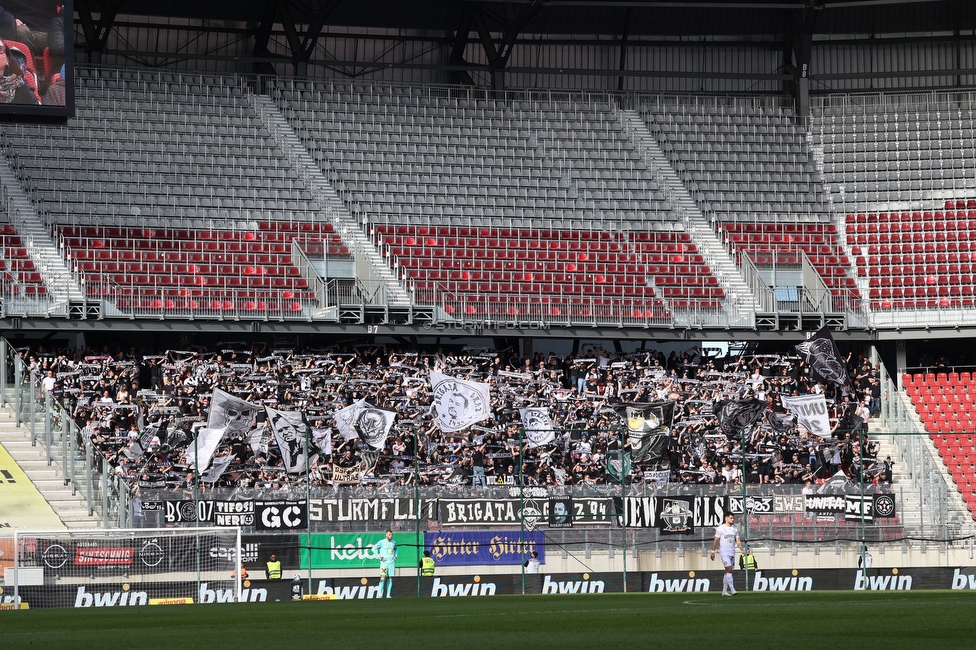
left=430, top=371, right=491, bottom=432
left=354, top=404, right=396, bottom=450
left=311, top=426, right=333, bottom=456
left=781, top=393, right=831, bottom=439
left=267, top=406, right=317, bottom=474
left=186, top=388, right=259, bottom=471
left=520, top=407, right=555, bottom=447
left=200, top=455, right=235, bottom=484
left=334, top=399, right=368, bottom=441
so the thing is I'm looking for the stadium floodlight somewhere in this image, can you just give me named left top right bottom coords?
left=9, top=528, right=241, bottom=610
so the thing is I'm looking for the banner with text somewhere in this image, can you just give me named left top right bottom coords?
left=424, top=530, right=546, bottom=566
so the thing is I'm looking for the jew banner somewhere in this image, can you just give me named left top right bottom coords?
left=430, top=371, right=491, bottom=432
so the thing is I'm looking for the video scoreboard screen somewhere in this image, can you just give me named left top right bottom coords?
left=0, top=0, right=72, bottom=119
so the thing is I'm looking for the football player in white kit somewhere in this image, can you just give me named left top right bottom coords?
left=710, top=511, right=744, bottom=595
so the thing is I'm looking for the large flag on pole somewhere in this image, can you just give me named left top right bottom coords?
left=795, top=326, right=851, bottom=388
left=781, top=393, right=832, bottom=438
left=520, top=407, right=556, bottom=448
left=332, top=399, right=396, bottom=450
left=430, top=371, right=491, bottom=432
left=186, top=388, right=259, bottom=471
left=334, top=399, right=367, bottom=441
left=713, top=398, right=767, bottom=436
left=612, top=401, right=674, bottom=462
left=266, top=406, right=317, bottom=473
left=354, top=405, right=397, bottom=450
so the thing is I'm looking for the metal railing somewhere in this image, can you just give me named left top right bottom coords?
left=0, top=339, right=124, bottom=527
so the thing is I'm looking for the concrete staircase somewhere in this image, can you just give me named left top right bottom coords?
left=249, top=93, right=413, bottom=308
left=0, top=405, right=100, bottom=529
left=0, top=153, right=85, bottom=308
left=872, top=415, right=974, bottom=538
left=617, top=108, right=759, bottom=322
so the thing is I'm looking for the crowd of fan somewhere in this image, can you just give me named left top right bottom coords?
left=17, top=339, right=886, bottom=494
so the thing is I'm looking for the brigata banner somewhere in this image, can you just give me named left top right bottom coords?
left=424, top=530, right=545, bottom=566
left=308, top=497, right=437, bottom=522
left=439, top=498, right=614, bottom=527
left=299, top=533, right=420, bottom=570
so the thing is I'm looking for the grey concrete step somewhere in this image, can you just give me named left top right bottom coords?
left=0, top=403, right=101, bottom=529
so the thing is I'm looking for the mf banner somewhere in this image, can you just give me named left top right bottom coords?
left=299, top=533, right=420, bottom=570
left=424, top=530, right=546, bottom=566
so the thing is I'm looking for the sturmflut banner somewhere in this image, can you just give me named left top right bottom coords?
left=308, top=497, right=438, bottom=522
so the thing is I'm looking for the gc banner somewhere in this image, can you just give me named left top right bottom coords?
left=255, top=500, right=308, bottom=531
left=424, top=530, right=546, bottom=566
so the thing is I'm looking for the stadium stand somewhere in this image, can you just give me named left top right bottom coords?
left=272, top=80, right=727, bottom=312
left=810, top=94, right=976, bottom=209
left=637, top=96, right=858, bottom=301
left=0, top=67, right=352, bottom=316
left=847, top=200, right=976, bottom=310
left=904, top=371, right=976, bottom=516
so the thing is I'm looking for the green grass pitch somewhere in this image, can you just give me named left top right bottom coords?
left=3, top=591, right=975, bottom=649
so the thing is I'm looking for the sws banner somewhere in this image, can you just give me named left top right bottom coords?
left=424, top=530, right=545, bottom=566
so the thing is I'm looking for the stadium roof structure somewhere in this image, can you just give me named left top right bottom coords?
left=84, top=0, right=976, bottom=39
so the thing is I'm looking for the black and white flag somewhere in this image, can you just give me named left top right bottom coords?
left=781, top=393, right=831, bottom=439
left=354, top=405, right=396, bottom=451
left=713, top=398, right=767, bottom=436
left=766, top=410, right=797, bottom=434
left=334, top=399, right=367, bottom=441
left=430, top=371, right=491, bottom=432
left=311, top=425, right=333, bottom=456
left=200, top=455, right=235, bottom=484
left=795, top=326, right=850, bottom=388
left=612, top=401, right=673, bottom=462
left=139, top=419, right=167, bottom=450
left=267, top=406, right=317, bottom=474
left=186, top=388, right=259, bottom=471
left=520, top=407, right=555, bottom=448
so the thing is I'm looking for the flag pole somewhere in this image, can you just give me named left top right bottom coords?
left=519, top=425, right=526, bottom=596
left=415, top=425, right=421, bottom=598
left=620, top=425, right=627, bottom=593
left=305, top=415, right=312, bottom=593
left=741, top=423, right=749, bottom=591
